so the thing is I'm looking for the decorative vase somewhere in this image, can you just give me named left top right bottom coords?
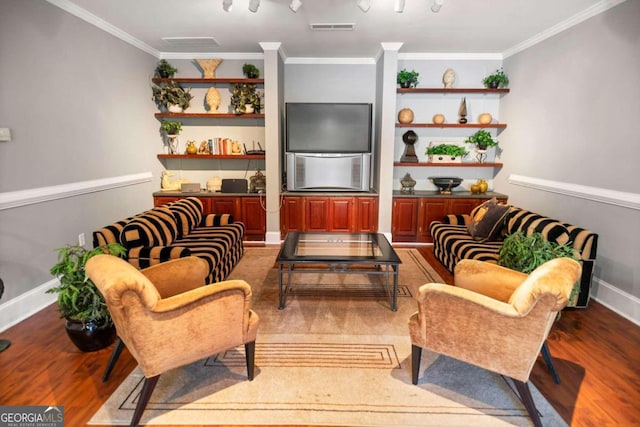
left=65, top=319, right=116, bottom=352
left=245, top=104, right=255, bottom=114
left=196, top=58, right=222, bottom=78
left=167, top=135, right=179, bottom=154
left=476, top=148, right=487, bottom=163
left=168, top=104, right=183, bottom=113
left=478, top=180, right=489, bottom=193
left=398, top=108, right=414, bottom=124
left=186, top=141, right=198, bottom=154
left=400, top=173, right=417, bottom=193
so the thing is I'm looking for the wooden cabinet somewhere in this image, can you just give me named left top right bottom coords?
left=280, top=195, right=378, bottom=236
left=392, top=194, right=508, bottom=243
left=241, top=198, right=266, bottom=240
left=210, top=197, right=241, bottom=217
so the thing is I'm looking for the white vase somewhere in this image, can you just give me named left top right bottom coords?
left=245, top=104, right=255, bottom=114
left=168, top=104, right=183, bottom=113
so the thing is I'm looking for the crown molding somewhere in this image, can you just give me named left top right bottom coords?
left=0, top=173, right=153, bottom=211
left=399, top=52, right=503, bottom=61
left=508, top=174, right=640, bottom=211
left=160, top=52, right=264, bottom=60
left=503, top=0, right=628, bottom=58
left=285, top=57, right=377, bottom=65
left=45, top=0, right=159, bottom=57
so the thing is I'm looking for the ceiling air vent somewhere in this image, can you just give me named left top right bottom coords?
left=161, top=37, right=221, bottom=49
left=310, top=23, right=356, bottom=31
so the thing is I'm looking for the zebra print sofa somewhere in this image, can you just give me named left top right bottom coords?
left=93, top=197, right=244, bottom=284
left=430, top=205, right=598, bottom=307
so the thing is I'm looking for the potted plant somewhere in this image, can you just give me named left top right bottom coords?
left=242, top=63, right=260, bottom=79
left=230, top=83, right=261, bottom=114
left=426, top=143, right=468, bottom=163
left=465, top=129, right=498, bottom=150
left=482, top=68, right=509, bottom=89
left=152, top=81, right=193, bottom=112
left=160, top=120, right=182, bottom=136
left=48, top=243, right=126, bottom=352
left=498, top=232, right=580, bottom=303
left=155, top=59, right=178, bottom=78
left=397, top=68, right=419, bottom=88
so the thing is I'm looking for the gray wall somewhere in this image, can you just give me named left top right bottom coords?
left=0, top=1, right=159, bottom=315
left=498, top=0, right=640, bottom=312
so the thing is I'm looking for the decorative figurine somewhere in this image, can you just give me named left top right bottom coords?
left=442, top=68, right=456, bottom=88
left=205, top=87, right=221, bottom=113
left=398, top=108, right=414, bottom=124
left=198, top=140, right=211, bottom=154
left=458, top=97, right=468, bottom=124
left=249, top=170, right=266, bottom=193
left=400, top=173, right=417, bottom=194
left=195, top=58, right=222, bottom=78
left=161, top=171, right=190, bottom=192
left=432, top=114, right=445, bottom=124
left=400, top=130, right=419, bottom=163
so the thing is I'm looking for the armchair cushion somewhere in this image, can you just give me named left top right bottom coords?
left=120, top=207, right=178, bottom=248
left=168, top=197, right=203, bottom=237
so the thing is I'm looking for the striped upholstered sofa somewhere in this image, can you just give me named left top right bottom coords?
left=93, top=197, right=244, bottom=284
left=430, top=205, right=598, bottom=307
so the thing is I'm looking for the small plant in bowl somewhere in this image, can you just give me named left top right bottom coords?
left=242, top=63, right=260, bottom=79
left=152, top=81, right=193, bottom=112
left=426, top=144, right=469, bottom=157
left=397, top=68, right=419, bottom=88
left=482, top=68, right=509, bottom=89
left=155, top=59, right=178, bottom=78
left=465, top=130, right=498, bottom=150
left=160, top=120, right=182, bottom=135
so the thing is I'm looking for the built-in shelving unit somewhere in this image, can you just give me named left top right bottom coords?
left=157, top=154, right=265, bottom=160
left=397, top=88, right=509, bottom=94
left=396, top=123, right=506, bottom=128
left=152, top=78, right=264, bottom=85
left=394, top=162, right=503, bottom=168
left=155, top=112, right=264, bottom=119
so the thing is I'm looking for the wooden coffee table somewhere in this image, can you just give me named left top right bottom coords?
left=276, top=232, right=402, bottom=311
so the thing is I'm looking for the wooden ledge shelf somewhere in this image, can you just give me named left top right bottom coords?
left=152, top=78, right=264, bottom=84
left=394, top=162, right=503, bottom=167
left=158, top=154, right=265, bottom=160
left=155, top=112, right=265, bottom=119
left=396, top=123, right=507, bottom=129
left=397, top=88, right=509, bottom=94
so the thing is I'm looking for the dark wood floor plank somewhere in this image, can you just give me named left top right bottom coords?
left=0, top=246, right=638, bottom=427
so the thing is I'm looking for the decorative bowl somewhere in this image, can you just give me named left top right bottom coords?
left=430, top=177, right=463, bottom=194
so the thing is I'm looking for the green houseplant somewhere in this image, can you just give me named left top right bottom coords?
left=426, top=144, right=469, bottom=157
left=242, top=63, right=260, bottom=79
left=230, top=83, right=261, bottom=114
left=152, top=81, right=193, bottom=112
left=465, top=129, right=498, bottom=150
left=397, top=68, right=419, bottom=88
left=48, top=243, right=126, bottom=352
left=482, top=68, right=509, bottom=89
left=160, top=120, right=182, bottom=135
left=155, top=59, right=178, bottom=78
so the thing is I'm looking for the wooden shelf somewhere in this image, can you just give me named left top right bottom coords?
left=157, top=154, right=265, bottom=160
left=394, top=162, right=503, bottom=167
left=155, top=112, right=264, bottom=119
left=396, top=123, right=506, bottom=129
left=397, top=88, right=509, bottom=94
left=152, top=77, right=264, bottom=84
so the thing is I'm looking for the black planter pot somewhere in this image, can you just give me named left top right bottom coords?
left=246, top=72, right=259, bottom=79
left=488, top=81, right=499, bottom=89
left=157, top=70, right=171, bottom=78
left=65, top=319, right=116, bottom=352
left=400, top=81, right=411, bottom=88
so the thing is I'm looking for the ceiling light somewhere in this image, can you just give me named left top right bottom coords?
left=431, top=0, right=444, bottom=13
left=289, top=0, right=302, bottom=12
left=357, top=0, right=370, bottom=12
left=248, top=0, right=260, bottom=12
left=394, top=0, right=405, bottom=13
left=222, top=0, right=232, bottom=12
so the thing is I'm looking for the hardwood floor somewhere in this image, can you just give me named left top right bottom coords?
left=0, top=247, right=638, bottom=427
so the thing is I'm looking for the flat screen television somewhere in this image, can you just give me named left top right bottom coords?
left=285, top=102, right=372, bottom=153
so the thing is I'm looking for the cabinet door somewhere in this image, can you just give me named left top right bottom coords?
left=449, top=198, right=479, bottom=216
left=355, top=197, right=378, bottom=232
left=392, top=198, right=418, bottom=242
left=241, top=198, right=266, bottom=240
left=281, top=196, right=304, bottom=236
left=211, top=197, right=241, bottom=218
left=418, top=198, right=448, bottom=242
left=154, top=196, right=181, bottom=207
left=329, top=197, right=354, bottom=232
left=305, top=197, right=329, bottom=232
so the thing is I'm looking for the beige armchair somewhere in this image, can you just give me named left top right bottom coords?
left=409, top=258, right=581, bottom=427
left=86, top=255, right=260, bottom=427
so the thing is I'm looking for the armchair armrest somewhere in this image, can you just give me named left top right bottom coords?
left=454, top=259, right=527, bottom=303
left=141, top=256, right=208, bottom=298
left=153, top=279, right=253, bottom=313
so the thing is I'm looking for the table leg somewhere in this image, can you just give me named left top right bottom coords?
left=278, top=264, right=285, bottom=310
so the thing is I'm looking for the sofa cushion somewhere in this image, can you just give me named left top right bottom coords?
left=467, top=198, right=510, bottom=242
left=169, top=197, right=203, bottom=237
left=505, top=209, right=570, bottom=245
left=120, top=207, right=178, bottom=248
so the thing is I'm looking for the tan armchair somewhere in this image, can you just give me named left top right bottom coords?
left=409, top=258, right=581, bottom=427
left=86, top=255, right=260, bottom=427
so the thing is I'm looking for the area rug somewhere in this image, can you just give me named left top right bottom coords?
left=89, top=248, right=566, bottom=426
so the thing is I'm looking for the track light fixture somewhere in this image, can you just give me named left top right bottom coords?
left=357, top=0, right=370, bottom=12
left=290, top=0, right=302, bottom=12
left=222, top=0, right=232, bottom=12
left=431, top=0, right=444, bottom=13
left=248, top=0, right=260, bottom=12
left=394, top=0, right=405, bottom=13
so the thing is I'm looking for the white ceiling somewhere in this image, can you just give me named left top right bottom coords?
left=54, top=0, right=619, bottom=60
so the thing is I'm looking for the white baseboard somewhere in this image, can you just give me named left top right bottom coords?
left=592, top=277, right=640, bottom=326
left=0, top=279, right=58, bottom=333
left=265, top=231, right=281, bottom=245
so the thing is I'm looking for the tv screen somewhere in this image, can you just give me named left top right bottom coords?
left=286, top=103, right=372, bottom=153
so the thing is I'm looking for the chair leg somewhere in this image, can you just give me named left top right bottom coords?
left=130, top=375, right=160, bottom=427
left=102, top=337, right=125, bottom=382
left=411, top=345, right=422, bottom=385
left=540, top=341, right=561, bottom=384
left=513, top=379, right=542, bottom=427
left=245, top=341, right=256, bottom=381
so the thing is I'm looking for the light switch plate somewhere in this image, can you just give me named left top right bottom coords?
left=0, top=128, right=11, bottom=142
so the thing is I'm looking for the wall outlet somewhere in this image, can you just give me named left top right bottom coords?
left=0, top=128, right=11, bottom=142
left=78, top=233, right=85, bottom=246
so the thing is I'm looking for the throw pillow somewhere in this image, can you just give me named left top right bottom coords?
left=467, top=198, right=511, bottom=242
